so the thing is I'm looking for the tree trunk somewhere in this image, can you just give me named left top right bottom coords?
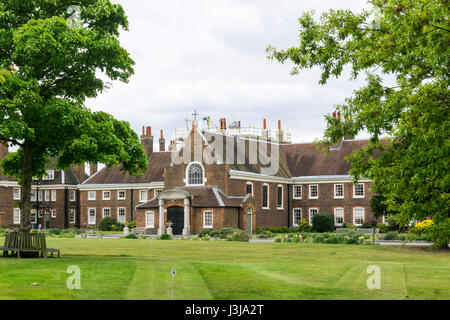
left=19, top=141, right=32, bottom=233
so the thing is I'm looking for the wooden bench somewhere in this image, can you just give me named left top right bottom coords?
left=131, top=227, right=147, bottom=236
left=1, top=232, right=60, bottom=258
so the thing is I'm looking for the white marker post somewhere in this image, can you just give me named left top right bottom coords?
left=171, top=268, right=177, bottom=300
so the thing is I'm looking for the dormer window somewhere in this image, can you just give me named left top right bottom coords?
left=186, top=162, right=205, bottom=185
left=43, top=170, right=54, bottom=180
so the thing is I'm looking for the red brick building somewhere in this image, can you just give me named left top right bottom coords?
left=78, top=120, right=377, bottom=235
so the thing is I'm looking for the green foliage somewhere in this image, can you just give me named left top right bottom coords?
left=226, top=230, right=250, bottom=242
left=361, top=222, right=373, bottom=229
left=159, top=233, right=172, bottom=240
left=260, top=226, right=303, bottom=234
left=124, top=233, right=138, bottom=239
left=127, top=221, right=136, bottom=229
left=198, top=229, right=212, bottom=237
left=48, top=228, right=61, bottom=235
left=267, top=0, right=449, bottom=248
left=377, top=223, right=388, bottom=233
left=342, top=222, right=356, bottom=229
left=312, top=213, right=335, bottom=232
left=258, top=231, right=274, bottom=239
left=98, top=216, right=117, bottom=231
left=384, top=232, right=398, bottom=240
left=0, top=0, right=147, bottom=232
left=209, top=228, right=241, bottom=239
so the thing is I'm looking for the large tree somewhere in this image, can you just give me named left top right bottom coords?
left=267, top=0, right=449, bottom=248
left=0, top=1, right=147, bottom=232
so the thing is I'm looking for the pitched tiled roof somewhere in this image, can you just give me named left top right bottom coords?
left=281, top=140, right=368, bottom=177
left=1, top=157, right=80, bottom=185
left=83, top=151, right=171, bottom=184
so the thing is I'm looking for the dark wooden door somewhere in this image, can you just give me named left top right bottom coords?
left=167, top=206, right=184, bottom=235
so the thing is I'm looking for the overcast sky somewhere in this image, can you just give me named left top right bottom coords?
left=86, top=0, right=371, bottom=145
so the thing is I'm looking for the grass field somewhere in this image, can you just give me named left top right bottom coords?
left=0, top=238, right=448, bottom=300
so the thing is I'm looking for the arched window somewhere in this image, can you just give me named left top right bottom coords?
left=187, top=162, right=204, bottom=185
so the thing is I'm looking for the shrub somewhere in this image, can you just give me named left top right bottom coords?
left=344, top=238, right=358, bottom=244
left=258, top=231, right=274, bottom=239
left=377, top=223, right=388, bottom=233
left=275, top=237, right=282, bottom=242
left=384, top=231, right=398, bottom=240
left=125, top=233, right=138, bottom=239
left=198, top=229, right=212, bottom=237
left=48, top=228, right=61, bottom=235
left=114, top=222, right=125, bottom=231
left=127, top=221, right=136, bottom=229
left=312, top=213, right=334, bottom=233
left=159, top=233, right=172, bottom=240
left=226, top=230, right=250, bottom=242
left=98, top=216, right=117, bottom=231
left=361, top=222, right=373, bottom=229
left=312, top=234, right=326, bottom=243
left=342, top=221, right=356, bottom=229
left=140, top=234, right=147, bottom=240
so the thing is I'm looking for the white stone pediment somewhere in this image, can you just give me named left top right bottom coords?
left=158, top=188, right=191, bottom=200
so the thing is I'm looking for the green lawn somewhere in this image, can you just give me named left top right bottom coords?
left=0, top=238, right=448, bottom=300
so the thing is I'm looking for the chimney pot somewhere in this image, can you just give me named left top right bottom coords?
left=278, top=120, right=281, bottom=130
left=263, top=119, right=267, bottom=129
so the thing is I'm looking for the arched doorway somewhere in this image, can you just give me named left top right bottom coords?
left=246, top=207, right=253, bottom=235
left=167, top=206, right=184, bottom=235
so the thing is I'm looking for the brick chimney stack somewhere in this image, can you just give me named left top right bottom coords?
left=168, top=140, right=176, bottom=151
left=159, top=130, right=166, bottom=152
left=0, top=142, right=8, bottom=161
left=141, top=126, right=154, bottom=158
left=277, top=120, right=284, bottom=143
left=89, top=162, right=98, bottom=177
left=262, top=119, right=270, bottom=141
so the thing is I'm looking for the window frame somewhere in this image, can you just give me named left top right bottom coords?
left=117, top=207, right=126, bottom=223
left=88, top=191, right=96, bottom=201
left=145, top=211, right=155, bottom=228
left=293, top=208, right=302, bottom=226
left=51, top=190, right=56, bottom=202
left=139, top=190, right=148, bottom=202
left=353, top=207, right=365, bottom=226
left=353, top=183, right=365, bottom=198
left=203, top=210, right=213, bottom=229
left=102, top=208, right=111, bottom=218
left=245, top=182, right=254, bottom=197
left=334, top=184, right=344, bottom=199
left=277, top=184, right=284, bottom=210
left=69, top=209, right=76, bottom=224
left=185, top=161, right=206, bottom=186
left=334, top=207, right=344, bottom=226
left=51, top=209, right=57, bottom=218
left=88, top=208, right=96, bottom=225
left=13, top=188, right=21, bottom=200
left=44, top=190, right=50, bottom=202
left=31, top=209, right=37, bottom=224
left=262, top=183, right=270, bottom=209
left=309, top=185, right=319, bottom=199
left=309, top=208, right=318, bottom=225
left=154, top=189, right=163, bottom=197
left=102, top=191, right=111, bottom=200
left=117, top=190, right=126, bottom=200
left=69, top=190, right=76, bottom=202
left=13, top=208, right=21, bottom=224
left=293, top=185, right=302, bottom=199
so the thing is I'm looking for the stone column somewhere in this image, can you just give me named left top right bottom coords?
left=183, top=198, right=190, bottom=236
left=158, top=199, right=165, bottom=235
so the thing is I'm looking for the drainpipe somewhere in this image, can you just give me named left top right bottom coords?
left=287, top=184, right=291, bottom=228
left=130, top=189, right=134, bottom=221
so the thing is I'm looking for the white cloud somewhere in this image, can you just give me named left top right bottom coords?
left=87, top=0, right=371, bottom=145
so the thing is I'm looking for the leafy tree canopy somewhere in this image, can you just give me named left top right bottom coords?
left=267, top=0, right=449, bottom=247
left=0, top=0, right=147, bottom=231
